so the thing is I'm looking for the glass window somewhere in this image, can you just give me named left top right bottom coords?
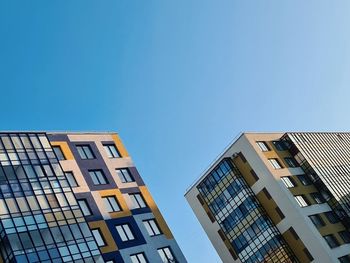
left=129, top=193, right=147, bottom=209
left=116, top=224, right=135, bottom=241
left=76, top=145, right=95, bottom=159
left=325, top=211, right=340, bottom=224
left=65, top=172, right=78, bottom=187
left=297, top=174, right=312, bottom=186
left=130, top=253, right=148, bottom=263
left=157, top=247, right=176, bottom=263
left=339, top=255, right=350, bottom=263
left=143, top=219, right=161, bottom=236
left=310, top=192, right=325, bottom=204
left=309, top=214, right=325, bottom=228
left=281, top=177, right=296, bottom=188
left=324, top=234, right=340, bottom=248
left=89, top=170, right=108, bottom=185
left=294, top=195, right=309, bottom=207
left=0, top=199, right=8, bottom=215
left=339, top=231, right=350, bottom=243
left=92, top=229, right=105, bottom=247
left=53, top=146, right=65, bottom=161
left=272, top=141, right=288, bottom=151
left=77, top=199, right=92, bottom=216
left=102, top=196, right=121, bottom=212
left=268, top=159, right=282, bottom=169
left=284, top=157, right=298, bottom=168
left=116, top=168, right=134, bottom=183
left=256, top=141, right=269, bottom=152
left=103, top=144, right=120, bottom=158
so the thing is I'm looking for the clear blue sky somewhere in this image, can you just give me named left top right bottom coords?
left=1, top=1, right=350, bottom=262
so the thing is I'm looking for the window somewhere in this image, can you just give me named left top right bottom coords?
left=77, top=199, right=92, bottom=216
left=250, top=170, right=259, bottom=181
left=311, top=192, right=325, bottom=204
left=284, top=157, right=298, bottom=168
left=143, top=219, right=161, bottom=236
left=309, top=214, right=325, bottom=228
left=76, top=145, right=94, bottom=159
left=339, top=231, right=350, bottom=243
left=268, top=158, right=282, bottom=169
left=158, top=247, right=176, bottom=263
left=324, top=234, right=340, bottom=248
left=339, top=255, right=350, bottom=263
left=256, top=141, right=269, bottom=152
left=262, top=188, right=272, bottom=200
left=89, top=170, right=108, bottom=185
left=275, top=207, right=285, bottom=220
left=273, top=141, right=288, bottom=151
left=130, top=253, right=148, bottom=263
left=129, top=193, right=147, bottom=209
left=325, top=211, right=340, bottom=224
left=294, top=195, right=309, bottom=207
left=92, top=229, right=105, bottom=247
left=102, top=196, right=121, bottom=212
left=116, top=168, right=134, bottom=183
left=303, top=248, right=314, bottom=261
left=53, top=146, right=65, bottom=161
left=103, top=144, right=120, bottom=158
left=289, top=227, right=299, bottom=240
left=321, top=190, right=332, bottom=201
left=281, top=177, right=296, bottom=188
left=65, top=172, right=78, bottom=187
left=297, top=174, right=312, bottom=186
left=116, top=224, right=135, bottom=241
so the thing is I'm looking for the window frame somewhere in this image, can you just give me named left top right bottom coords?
left=310, top=192, right=325, bottom=204
left=339, top=255, right=350, bottom=263
left=256, top=141, right=270, bottom=152
left=91, top=228, right=106, bottom=247
left=129, top=193, right=147, bottom=209
left=65, top=171, right=78, bottom=187
left=284, top=157, right=299, bottom=168
left=102, top=196, right=121, bottom=213
left=76, top=145, right=95, bottom=160
left=52, top=146, right=66, bottom=161
left=272, top=141, right=288, bottom=151
left=297, top=174, right=312, bottom=186
left=323, top=234, right=340, bottom=248
left=116, top=224, right=135, bottom=242
left=77, top=199, right=92, bottom=216
left=309, top=214, right=325, bottom=228
left=325, top=211, right=340, bottom=224
left=339, top=231, right=350, bottom=243
left=157, top=247, right=177, bottom=263
left=294, top=195, right=309, bottom=207
left=281, top=176, right=296, bottom=188
left=143, top=219, right=162, bottom=236
left=268, top=158, right=282, bottom=169
left=116, top=168, right=134, bottom=183
left=103, top=144, right=121, bottom=158
left=89, top=169, right=108, bottom=185
left=130, top=252, right=148, bottom=263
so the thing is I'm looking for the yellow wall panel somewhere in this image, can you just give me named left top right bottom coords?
left=139, top=186, right=174, bottom=239
left=88, top=220, right=118, bottom=254
left=50, top=141, right=74, bottom=160
left=112, top=134, right=129, bottom=157
left=98, top=189, right=132, bottom=218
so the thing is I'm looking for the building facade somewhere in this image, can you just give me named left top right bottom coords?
left=185, top=132, right=350, bottom=263
left=0, top=132, right=186, bottom=263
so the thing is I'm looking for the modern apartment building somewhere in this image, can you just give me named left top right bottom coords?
left=185, top=132, right=350, bottom=263
left=0, top=132, right=186, bottom=263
